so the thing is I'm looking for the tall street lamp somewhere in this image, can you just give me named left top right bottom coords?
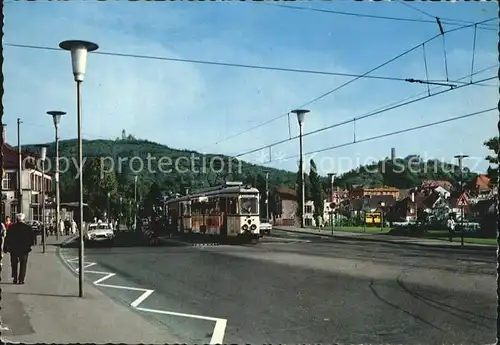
left=454, top=154, right=469, bottom=246
left=47, top=111, right=66, bottom=241
left=36, top=145, right=48, bottom=253
left=265, top=171, right=269, bottom=222
left=291, top=109, right=310, bottom=228
left=59, top=39, right=99, bottom=298
left=134, top=175, right=138, bottom=231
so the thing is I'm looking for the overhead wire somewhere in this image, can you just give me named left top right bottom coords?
left=4, top=42, right=445, bottom=82
left=257, top=2, right=498, bottom=31
left=262, top=107, right=496, bottom=164
left=232, top=68, right=496, bottom=160
left=199, top=17, right=496, bottom=151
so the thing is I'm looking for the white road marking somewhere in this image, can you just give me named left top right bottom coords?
left=61, top=253, right=227, bottom=344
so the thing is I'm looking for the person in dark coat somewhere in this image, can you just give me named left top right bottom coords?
left=4, top=213, right=34, bottom=284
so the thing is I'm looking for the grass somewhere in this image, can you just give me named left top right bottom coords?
left=304, top=225, right=497, bottom=246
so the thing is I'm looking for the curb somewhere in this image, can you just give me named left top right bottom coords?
left=158, top=237, right=221, bottom=247
left=274, top=228, right=497, bottom=252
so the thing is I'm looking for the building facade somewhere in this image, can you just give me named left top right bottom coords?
left=1, top=136, right=54, bottom=223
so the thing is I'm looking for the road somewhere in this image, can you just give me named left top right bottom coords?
left=60, top=229, right=497, bottom=344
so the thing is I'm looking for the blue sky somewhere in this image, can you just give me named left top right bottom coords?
left=3, top=1, right=498, bottom=176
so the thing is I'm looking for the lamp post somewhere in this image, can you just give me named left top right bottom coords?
left=36, top=145, right=48, bottom=253
left=454, top=154, right=469, bottom=246
left=134, top=175, right=138, bottom=231
left=380, top=201, right=386, bottom=229
left=59, top=39, right=99, bottom=298
left=265, top=171, right=269, bottom=222
left=119, top=196, right=123, bottom=230
left=47, top=111, right=66, bottom=241
left=107, top=191, right=111, bottom=222
left=291, top=109, right=310, bottom=228
left=328, top=173, right=336, bottom=232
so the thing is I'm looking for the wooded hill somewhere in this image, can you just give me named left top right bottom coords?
left=23, top=137, right=482, bottom=209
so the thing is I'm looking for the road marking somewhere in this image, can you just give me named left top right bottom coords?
left=61, top=253, right=227, bottom=344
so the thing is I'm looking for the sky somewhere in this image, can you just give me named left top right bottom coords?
left=3, top=1, right=498, bottom=177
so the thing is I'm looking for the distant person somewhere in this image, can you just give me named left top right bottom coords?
left=3, top=213, right=34, bottom=284
left=59, top=219, right=65, bottom=236
left=0, top=221, right=6, bottom=265
left=71, top=219, right=77, bottom=235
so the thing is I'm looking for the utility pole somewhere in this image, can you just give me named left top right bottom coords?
left=292, top=109, right=310, bottom=228
left=134, top=175, right=138, bottom=231
left=17, top=118, right=22, bottom=214
left=328, top=173, right=336, bottom=234
left=454, top=154, right=469, bottom=247
left=265, top=171, right=269, bottom=222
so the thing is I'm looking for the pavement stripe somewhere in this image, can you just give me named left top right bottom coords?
left=60, top=253, right=227, bottom=344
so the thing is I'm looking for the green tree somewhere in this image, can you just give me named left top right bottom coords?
left=484, top=136, right=498, bottom=185
left=82, top=158, right=118, bottom=218
left=143, top=182, right=163, bottom=218
left=309, top=159, right=325, bottom=218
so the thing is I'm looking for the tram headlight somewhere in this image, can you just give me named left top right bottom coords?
left=250, top=224, right=257, bottom=231
left=242, top=224, right=249, bottom=231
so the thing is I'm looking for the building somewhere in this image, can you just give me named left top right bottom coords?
left=273, top=186, right=298, bottom=226
left=349, top=186, right=400, bottom=200
left=1, top=128, right=54, bottom=223
left=466, top=174, right=495, bottom=201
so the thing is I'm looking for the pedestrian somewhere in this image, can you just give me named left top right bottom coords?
left=71, top=219, right=77, bottom=235
left=59, top=219, right=65, bottom=237
left=1, top=221, right=6, bottom=266
left=3, top=213, right=34, bottom=284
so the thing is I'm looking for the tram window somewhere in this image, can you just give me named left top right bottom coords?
left=191, top=201, right=200, bottom=215
left=219, top=197, right=227, bottom=212
left=240, top=196, right=258, bottom=214
left=228, top=197, right=238, bottom=214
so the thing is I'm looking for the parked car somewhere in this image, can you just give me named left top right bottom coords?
left=84, top=221, right=115, bottom=246
left=259, top=219, right=272, bottom=236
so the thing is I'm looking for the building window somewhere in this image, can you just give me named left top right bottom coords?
left=305, top=218, right=313, bottom=226
left=2, top=172, right=14, bottom=190
left=305, top=205, right=313, bottom=213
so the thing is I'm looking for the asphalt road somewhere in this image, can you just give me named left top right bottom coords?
left=60, top=230, right=497, bottom=344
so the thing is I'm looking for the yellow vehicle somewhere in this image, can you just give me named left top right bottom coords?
left=365, top=212, right=381, bottom=226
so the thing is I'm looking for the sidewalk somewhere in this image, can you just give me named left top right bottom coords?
left=0, top=236, right=179, bottom=344
left=274, top=226, right=497, bottom=251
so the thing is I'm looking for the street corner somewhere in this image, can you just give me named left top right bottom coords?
left=58, top=255, right=228, bottom=344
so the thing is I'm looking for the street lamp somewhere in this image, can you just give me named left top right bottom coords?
left=380, top=201, right=386, bottom=229
left=36, top=145, right=48, bottom=253
left=454, top=154, right=469, bottom=246
left=265, top=171, right=269, bottom=222
left=134, top=175, right=138, bottom=231
left=47, top=110, right=66, bottom=241
left=291, top=109, right=310, bottom=228
left=59, top=39, right=99, bottom=298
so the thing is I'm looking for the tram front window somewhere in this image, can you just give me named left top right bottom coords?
left=240, top=197, right=258, bottom=214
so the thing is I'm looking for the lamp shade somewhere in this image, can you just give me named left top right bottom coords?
left=291, top=109, right=310, bottom=124
left=37, top=146, right=48, bottom=161
left=47, top=110, right=66, bottom=126
left=59, top=40, right=99, bottom=82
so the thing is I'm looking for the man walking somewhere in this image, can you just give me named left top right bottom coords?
left=3, top=213, right=34, bottom=284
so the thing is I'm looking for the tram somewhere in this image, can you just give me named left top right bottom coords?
left=165, top=182, right=261, bottom=243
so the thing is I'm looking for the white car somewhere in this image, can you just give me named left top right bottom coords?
left=259, top=219, right=272, bottom=236
left=85, top=222, right=115, bottom=245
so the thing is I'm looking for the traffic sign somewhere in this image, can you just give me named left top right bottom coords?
left=456, top=193, right=469, bottom=207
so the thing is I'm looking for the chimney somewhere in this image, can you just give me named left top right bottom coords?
left=391, top=147, right=396, bottom=161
